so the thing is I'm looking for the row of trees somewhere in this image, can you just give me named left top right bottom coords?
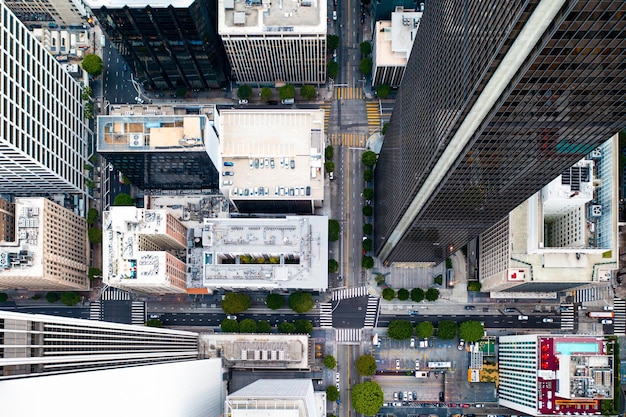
left=221, top=291, right=315, bottom=314
left=360, top=150, right=378, bottom=270
left=221, top=318, right=313, bottom=334
left=381, top=286, right=440, bottom=302
left=236, top=84, right=318, bottom=102
left=325, top=145, right=335, bottom=180
left=387, top=319, right=485, bottom=342
left=0, top=292, right=82, bottom=305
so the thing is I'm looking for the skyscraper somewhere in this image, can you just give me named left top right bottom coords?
left=0, top=1, right=87, bottom=196
left=374, top=0, right=626, bottom=264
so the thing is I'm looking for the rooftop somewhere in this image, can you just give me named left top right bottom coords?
left=374, top=9, right=422, bottom=67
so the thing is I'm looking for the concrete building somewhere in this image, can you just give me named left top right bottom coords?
left=0, top=310, right=200, bottom=380
left=226, top=379, right=326, bottom=417
left=371, top=7, right=422, bottom=87
left=0, top=197, right=89, bottom=291
left=0, top=198, right=15, bottom=243
left=5, top=0, right=88, bottom=28
left=216, top=108, right=325, bottom=214
left=102, top=206, right=188, bottom=294
left=498, top=334, right=614, bottom=416
left=374, top=0, right=626, bottom=264
left=218, top=0, right=327, bottom=85
left=0, top=1, right=88, bottom=197
left=480, top=137, right=618, bottom=294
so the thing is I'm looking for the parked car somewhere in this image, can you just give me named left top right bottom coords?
left=223, top=180, right=233, bottom=185
left=603, top=305, right=614, bottom=311
left=458, top=340, right=465, bottom=350
left=518, top=315, right=529, bottom=320
left=222, top=171, right=234, bottom=176
left=238, top=99, right=248, bottom=104
left=464, top=305, right=475, bottom=310
left=601, top=319, right=613, bottom=324
left=224, top=161, right=234, bottom=166
left=226, top=315, right=237, bottom=320
left=395, top=359, right=400, bottom=369
left=335, top=372, right=340, bottom=382
left=505, top=307, right=516, bottom=313
left=290, top=159, right=295, bottom=169
left=329, top=171, right=334, bottom=180
left=415, top=359, right=420, bottom=370
left=542, top=318, right=554, bottom=323
left=270, top=158, right=275, bottom=168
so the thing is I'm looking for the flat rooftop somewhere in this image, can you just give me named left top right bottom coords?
left=374, top=9, right=422, bottom=67
left=0, top=198, right=45, bottom=278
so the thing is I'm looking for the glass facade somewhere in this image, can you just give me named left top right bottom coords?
left=374, top=0, right=626, bottom=263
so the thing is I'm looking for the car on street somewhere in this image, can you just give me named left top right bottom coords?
left=542, top=318, right=554, bottom=323
left=332, top=10, right=337, bottom=20
left=475, top=404, right=484, bottom=407
left=329, top=171, right=334, bottom=180
left=413, top=391, right=417, bottom=401
left=395, top=359, right=400, bottom=369
left=415, top=359, right=420, bottom=370
left=458, top=340, right=465, bottom=350
left=464, top=305, right=475, bottom=310
left=604, top=305, right=614, bottom=311
left=505, top=307, right=516, bottom=313
left=398, top=392, right=402, bottom=400
left=238, top=99, right=248, bottom=104
left=270, top=158, right=275, bottom=168
left=335, top=372, right=340, bottom=382
left=222, top=171, right=234, bottom=176
left=226, top=315, right=237, bottom=320
left=224, top=161, right=234, bottom=166
left=518, top=315, right=529, bottom=320
left=601, top=319, right=613, bottom=324
left=290, top=159, right=295, bottom=169
left=223, top=180, right=233, bottom=185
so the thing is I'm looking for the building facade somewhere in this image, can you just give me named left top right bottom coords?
left=85, top=0, right=229, bottom=90
left=0, top=310, right=200, bottom=380
left=0, top=198, right=15, bottom=243
left=5, top=0, right=88, bottom=28
left=374, top=0, right=626, bottom=264
left=0, top=1, right=87, bottom=197
left=0, top=198, right=89, bottom=291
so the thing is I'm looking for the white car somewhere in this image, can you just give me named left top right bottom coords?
left=458, top=340, right=465, bottom=350
left=603, top=305, right=614, bottom=311
left=395, top=359, right=400, bottom=369
left=601, top=319, right=613, bottom=324
left=335, top=372, right=340, bottom=383
left=238, top=99, right=248, bottom=104
left=415, top=359, right=420, bottom=370
left=542, top=318, right=554, bottom=323
left=518, top=315, right=529, bottom=320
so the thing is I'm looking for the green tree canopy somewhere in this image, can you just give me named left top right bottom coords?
left=327, top=61, right=339, bottom=79
left=81, top=54, right=104, bottom=77
left=221, top=318, right=240, bottom=333
left=257, top=320, right=272, bottom=333
left=328, top=219, right=341, bottom=241
left=376, top=85, right=391, bottom=99
left=45, top=292, right=59, bottom=303
left=325, top=145, right=334, bottom=160
left=397, top=288, right=409, bottom=301
left=388, top=320, right=413, bottom=340
left=261, top=87, right=273, bottom=102
left=410, top=287, right=424, bottom=302
left=88, top=267, right=102, bottom=281
left=328, top=258, right=339, bottom=273
left=362, top=206, right=373, bottom=216
left=437, top=320, right=458, bottom=340
left=415, top=321, right=434, bottom=339
left=289, top=291, right=315, bottom=313
left=352, top=382, right=384, bottom=416
left=145, top=319, right=163, bottom=327
left=362, top=256, right=374, bottom=269
left=364, top=169, right=373, bottom=182
left=360, top=41, right=372, bottom=57
left=381, top=123, right=388, bottom=135
left=237, top=85, right=253, bottom=100
left=356, top=354, right=377, bottom=376
left=382, top=287, right=395, bottom=301
left=468, top=281, right=482, bottom=291
left=60, top=292, right=81, bottom=306
left=113, top=193, right=134, bottom=206
left=359, top=57, right=372, bottom=76
left=323, top=354, right=337, bottom=369
left=425, top=287, right=440, bottom=301
left=459, top=320, right=485, bottom=343
left=363, top=223, right=373, bottom=235
left=278, top=84, right=295, bottom=100
left=326, top=385, right=340, bottom=402
left=87, top=208, right=99, bottom=225
left=222, top=292, right=252, bottom=314
left=266, top=293, right=284, bottom=310
left=175, top=87, right=187, bottom=97
left=278, top=321, right=295, bottom=333
left=325, top=160, right=335, bottom=173
left=0, top=292, right=8, bottom=302
left=81, top=86, right=93, bottom=100
left=239, top=318, right=257, bottom=333
left=362, top=238, right=372, bottom=252
left=300, top=85, right=317, bottom=100
left=294, top=319, right=313, bottom=334
left=327, top=34, right=340, bottom=51
left=363, top=188, right=374, bottom=200
left=362, top=150, right=377, bottom=166
left=88, top=228, right=102, bottom=244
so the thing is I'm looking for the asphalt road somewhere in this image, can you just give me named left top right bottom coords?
left=1, top=306, right=90, bottom=319
left=376, top=313, right=562, bottom=330
left=158, top=310, right=321, bottom=328
left=101, top=42, right=136, bottom=105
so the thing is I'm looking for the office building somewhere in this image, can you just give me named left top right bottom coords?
left=85, top=0, right=228, bottom=90
left=375, top=0, right=626, bottom=264
left=225, top=379, right=326, bottom=417
left=102, top=206, right=188, bottom=294
left=0, top=310, right=200, bottom=380
left=0, top=197, right=89, bottom=291
left=498, top=335, right=614, bottom=416
left=0, top=1, right=88, bottom=197
left=218, top=0, right=326, bottom=85
left=480, top=137, right=618, bottom=294
left=0, top=198, right=15, bottom=243
left=5, top=0, right=88, bottom=28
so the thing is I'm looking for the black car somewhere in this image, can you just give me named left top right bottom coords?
left=464, top=305, right=475, bottom=310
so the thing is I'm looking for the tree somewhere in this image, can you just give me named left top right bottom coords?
left=261, top=87, right=273, bottom=102
left=329, top=219, right=341, bottom=241
left=222, top=292, right=252, bottom=314
left=87, top=208, right=99, bottom=225
left=257, top=320, right=272, bottom=333
left=278, top=321, right=295, bottom=333
left=415, top=321, right=434, bottom=339
left=301, top=85, right=317, bottom=100
left=468, top=281, right=482, bottom=291
left=364, top=169, right=373, bottom=182
left=145, top=319, right=162, bottom=327
left=325, top=160, right=335, bottom=173
left=239, top=318, right=257, bottom=333
left=362, top=206, right=373, bottom=216
left=81, top=86, right=93, bottom=101
left=237, top=85, right=252, bottom=100
left=328, top=258, right=339, bottom=273
left=61, top=292, right=81, bottom=306
left=459, top=320, right=485, bottom=343
left=362, top=256, right=374, bottom=269
left=113, top=193, right=134, bottom=206
left=88, top=228, right=102, bottom=244
left=437, top=320, right=458, bottom=340
left=410, top=288, right=424, bottom=302
left=175, top=87, right=187, bottom=98
left=326, top=385, right=340, bottom=402
left=376, top=85, right=390, bottom=99
left=360, top=41, right=372, bottom=57
left=382, top=287, right=395, bottom=301
left=279, top=84, right=295, bottom=100
left=45, top=292, right=59, bottom=303
left=387, top=320, right=413, bottom=340
left=325, top=145, right=334, bottom=160
left=294, top=319, right=313, bottom=334
left=0, top=293, right=8, bottom=302
left=425, top=287, right=440, bottom=302
left=327, top=61, right=339, bottom=79
left=323, top=354, right=337, bottom=369
left=362, top=238, right=372, bottom=252
left=362, top=150, right=377, bottom=166
left=221, top=319, right=240, bottom=333
left=363, top=223, right=373, bottom=235
left=356, top=354, right=377, bottom=376
left=352, top=382, right=384, bottom=416
left=381, top=123, right=388, bottom=135
left=327, top=34, right=340, bottom=51
left=289, top=291, right=315, bottom=313
left=363, top=188, right=374, bottom=200
left=81, top=54, right=103, bottom=77
left=88, top=267, right=102, bottom=281
left=266, top=293, right=284, bottom=310
left=359, top=58, right=372, bottom=76
left=397, top=288, right=409, bottom=301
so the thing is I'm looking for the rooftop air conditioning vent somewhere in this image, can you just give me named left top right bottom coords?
left=590, top=148, right=602, bottom=158
left=129, top=133, right=144, bottom=147
left=590, top=205, right=602, bottom=217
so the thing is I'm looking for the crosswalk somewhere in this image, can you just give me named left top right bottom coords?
left=319, top=302, right=333, bottom=328
left=364, top=296, right=380, bottom=328
left=336, top=328, right=362, bottom=344
left=574, top=284, right=613, bottom=303
left=366, top=101, right=381, bottom=134
left=335, top=87, right=364, bottom=100
left=332, top=285, right=369, bottom=301
left=319, top=103, right=331, bottom=133
left=613, top=298, right=625, bottom=334
left=328, top=132, right=368, bottom=148
left=560, top=303, right=575, bottom=331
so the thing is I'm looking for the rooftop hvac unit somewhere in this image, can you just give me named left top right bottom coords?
left=129, top=133, right=144, bottom=147
left=590, top=148, right=602, bottom=158
left=590, top=205, right=602, bottom=217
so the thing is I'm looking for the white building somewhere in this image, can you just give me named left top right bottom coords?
left=0, top=1, right=87, bottom=197
left=372, top=7, right=422, bottom=87
left=218, top=0, right=327, bottom=85
left=5, top=0, right=88, bottom=28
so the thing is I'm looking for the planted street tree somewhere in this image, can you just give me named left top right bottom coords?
left=364, top=169, right=373, bottom=182
left=146, top=319, right=163, bottom=328
left=301, top=85, right=317, bottom=100
left=410, top=287, right=424, bottom=302
left=382, top=123, right=389, bottom=135
left=88, top=228, right=102, bottom=244
left=278, top=321, right=295, bottom=333
left=397, top=288, right=409, bottom=301
left=239, top=318, right=257, bottom=333
left=294, top=319, right=313, bottom=334
left=352, top=381, right=384, bottom=416
left=362, top=206, right=373, bottom=217
left=425, top=287, right=440, bottom=301
left=362, top=239, right=373, bottom=253
left=437, top=320, right=458, bottom=340
left=362, top=150, right=377, bottom=166
left=387, top=320, right=413, bottom=340
left=363, top=188, right=374, bottom=200
left=362, top=256, right=374, bottom=269
left=261, top=87, right=273, bottom=102
left=289, top=291, right=315, bottom=313
left=415, top=321, right=434, bottom=339
left=87, top=208, right=99, bottom=225
left=266, top=293, right=284, bottom=310
left=376, top=84, right=390, bottom=99
left=222, top=292, right=252, bottom=314
left=325, top=160, right=335, bottom=173
left=45, top=292, right=59, bottom=303
left=81, top=54, right=104, bottom=77
left=328, top=219, right=341, bottom=241
left=359, top=57, right=372, bottom=76
left=327, top=34, right=340, bottom=51
left=356, top=354, right=377, bottom=376
left=360, top=41, right=372, bottom=57
left=325, top=145, right=334, bottom=160
left=363, top=223, right=373, bottom=235
left=328, top=258, right=339, bottom=273
left=113, top=193, right=134, bottom=206
left=468, top=281, right=482, bottom=291
left=0, top=292, right=8, bottom=302
left=382, top=287, right=395, bottom=301
left=60, top=292, right=80, bottom=306
left=459, top=320, right=485, bottom=343
left=327, top=61, right=339, bottom=79
left=237, top=85, right=252, bottom=100
left=279, top=84, right=295, bottom=100
left=326, top=385, right=340, bottom=402
left=257, top=320, right=272, bottom=333
left=221, top=318, right=240, bottom=333
left=323, top=354, right=337, bottom=369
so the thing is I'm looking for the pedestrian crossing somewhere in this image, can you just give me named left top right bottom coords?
left=332, top=285, right=369, bottom=301
left=613, top=298, right=625, bottom=334
left=560, top=303, right=575, bottom=331
left=335, top=87, right=364, bottom=100
left=319, top=302, right=333, bottom=328
left=574, top=284, right=613, bottom=303
left=336, top=328, right=362, bottom=344
left=328, top=133, right=368, bottom=148
left=319, top=103, right=331, bottom=133
left=366, top=101, right=381, bottom=134
left=364, top=296, right=379, bottom=328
